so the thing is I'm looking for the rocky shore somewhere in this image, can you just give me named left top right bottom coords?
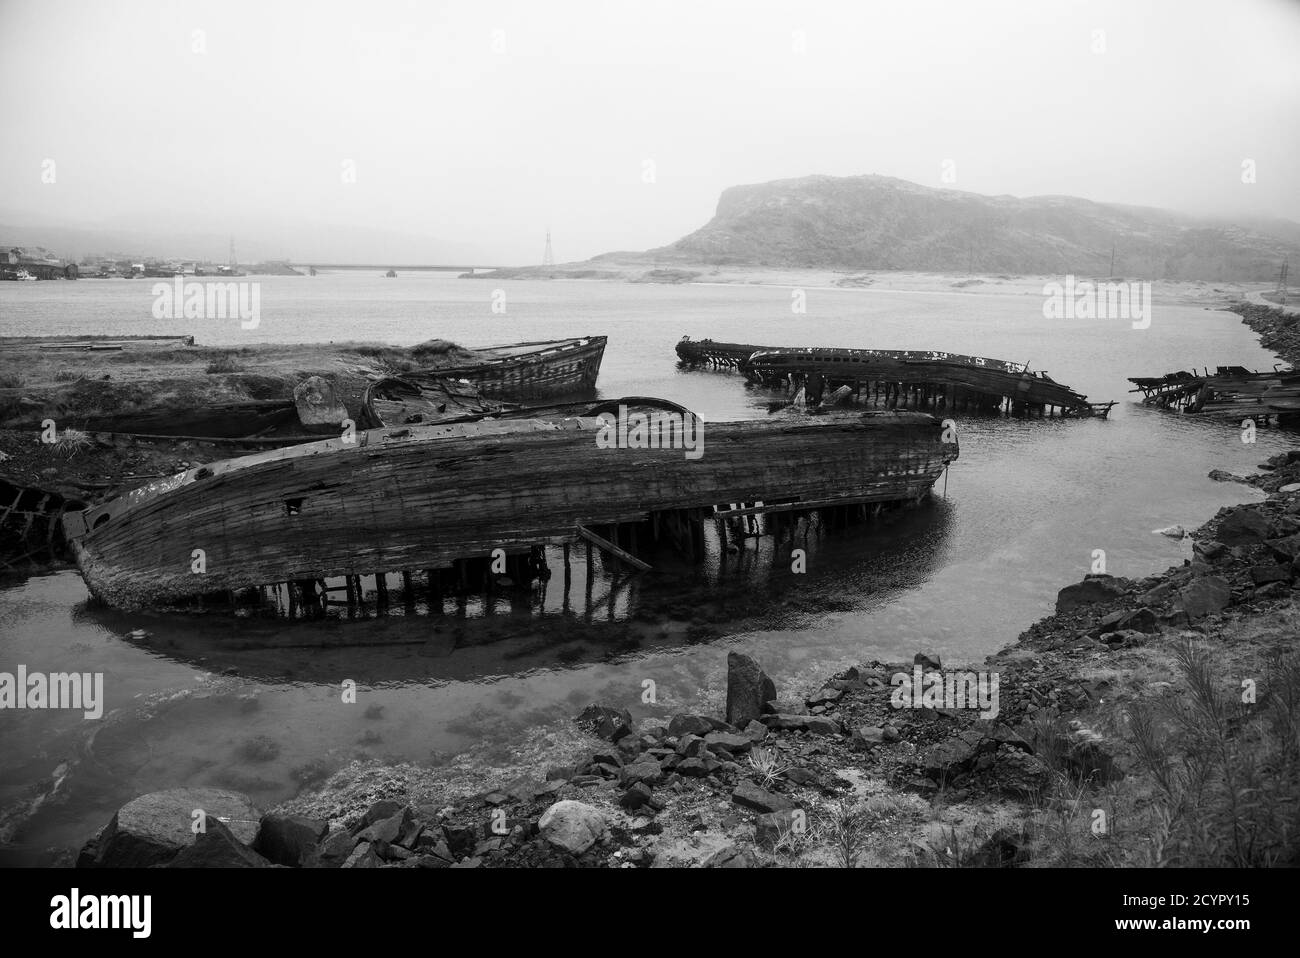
left=1232, top=302, right=1300, bottom=367
left=75, top=443, right=1300, bottom=868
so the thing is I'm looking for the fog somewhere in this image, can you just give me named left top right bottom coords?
left=1, top=0, right=1297, bottom=264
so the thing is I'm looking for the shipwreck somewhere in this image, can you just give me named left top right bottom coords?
left=404, top=335, right=607, bottom=400
left=676, top=337, right=1113, bottom=417
left=1128, top=366, right=1300, bottom=422
left=62, top=406, right=958, bottom=611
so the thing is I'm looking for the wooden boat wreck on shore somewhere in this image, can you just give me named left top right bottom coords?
left=675, top=337, right=1113, bottom=418
left=1128, top=366, right=1300, bottom=422
left=404, top=335, right=606, bottom=399
left=62, top=407, right=958, bottom=611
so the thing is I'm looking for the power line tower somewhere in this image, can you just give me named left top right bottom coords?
left=228, top=236, right=237, bottom=269
left=542, top=230, right=554, bottom=268
left=1278, top=260, right=1289, bottom=306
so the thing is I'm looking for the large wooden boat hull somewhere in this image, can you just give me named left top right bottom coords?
left=63, top=409, right=957, bottom=609
left=407, top=336, right=606, bottom=399
left=676, top=337, right=1106, bottom=415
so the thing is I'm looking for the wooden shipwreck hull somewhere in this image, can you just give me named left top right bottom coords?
left=405, top=336, right=606, bottom=399
left=1129, top=366, right=1300, bottom=420
left=62, top=409, right=957, bottom=609
left=675, top=337, right=1109, bottom=416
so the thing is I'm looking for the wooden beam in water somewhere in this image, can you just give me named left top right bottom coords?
left=575, top=523, right=652, bottom=572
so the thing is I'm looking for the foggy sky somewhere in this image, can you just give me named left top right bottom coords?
left=2, top=0, right=1297, bottom=265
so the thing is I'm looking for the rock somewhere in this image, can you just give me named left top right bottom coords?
left=1138, top=581, right=1176, bottom=605
left=1153, top=524, right=1187, bottom=538
left=852, top=725, right=886, bottom=747
left=619, top=761, right=662, bottom=787
left=293, top=375, right=350, bottom=433
left=702, top=845, right=758, bottom=868
left=743, top=719, right=768, bottom=743
left=342, top=841, right=381, bottom=868
left=725, top=652, right=776, bottom=728
left=1266, top=534, right=1300, bottom=562
left=355, top=799, right=402, bottom=832
left=803, top=716, right=841, bottom=736
left=676, top=734, right=708, bottom=758
left=1217, top=507, right=1271, bottom=546
left=754, top=809, right=806, bottom=849
left=784, top=767, right=818, bottom=785
left=254, top=813, right=327, bottom=867
left=666, top=714, right=713, bottom=738
left=619, top=782, right=653, bottom=810
left=355, top=806, right=412, bottom=846
left=914, top=652, right=942, bottom=670
left=1250, top=563, right=1290, bottom=585
left=538, top=801, right=607, bottom=855
left=317, top=828, right=358, bottom=867
left=1179, top=575, right=1231, bottom=621
left=167, top=818, right=273, bottom=868
left=1207, top=470, right=1249, bottom=484
left=78, top=787, right=262, bottom=868
left=732, top=781, right=795, bottom=813
left=1280, top=483, right=1300, bottom=493
left=1117, top=607, right=1158, bottom=633
left=1194, top=540, right=1228, bottom=561
left=805, top=686, right=844, bottom=707
left=759, top=713, right=813, bottom=730
left=1255, top=581, right=1290, bottom=600
left=966, top=826, right=1031, bottom=867
left=576, top=704, right=634, bottom=742
left=1055, top=574, right=1126, bottom=613
left=676, top=757, right=720, bottom=777
left=704, top=731, right=753, bottom=755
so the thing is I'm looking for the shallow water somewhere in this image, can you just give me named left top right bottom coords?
left=0, top=273, right=1292, bottom=864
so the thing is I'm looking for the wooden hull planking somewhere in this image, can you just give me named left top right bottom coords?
left=407, top=336, right=607, bottom=399
left=64, top=410, right=957, bottom=609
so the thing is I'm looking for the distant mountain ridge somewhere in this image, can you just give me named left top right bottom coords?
left=625, top=174, right=1298, bottom=281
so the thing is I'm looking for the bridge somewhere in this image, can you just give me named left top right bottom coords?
left=289, top=263, right=508, bottom=274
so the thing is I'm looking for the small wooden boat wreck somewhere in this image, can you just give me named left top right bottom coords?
left=62, top=408, right=957, bottom=610
left=1129, top=366, right=1300, bottom=421
left=404, top=336, right=606, bottom=400
left=359, top=376, right=513, bottom=428
left=676, top=337, right=1112, bottom=417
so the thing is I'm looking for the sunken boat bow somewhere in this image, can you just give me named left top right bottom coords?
left=62, top=410, right=957, bottom=610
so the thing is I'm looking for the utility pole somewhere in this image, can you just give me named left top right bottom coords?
left=1109, top=243, right=1116, bottom=278
left=1278, top=260, right=1289, bottom=307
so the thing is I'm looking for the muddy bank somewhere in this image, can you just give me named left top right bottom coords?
left=73, top=445, right=1300, bottom=867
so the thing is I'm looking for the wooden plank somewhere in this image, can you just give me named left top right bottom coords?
left=573, top=525, right=652, bottom=572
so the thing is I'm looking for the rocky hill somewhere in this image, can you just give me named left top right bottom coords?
left=627, top=174, right=1300, bottom=281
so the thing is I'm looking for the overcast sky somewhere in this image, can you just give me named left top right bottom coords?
left=2, top=0, right=1297, bottom=264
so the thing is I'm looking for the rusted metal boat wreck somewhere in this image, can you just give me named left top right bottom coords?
left=62, top=407, right=957, bottom=611
left=1128, top=366, right=1300, bottom=422
left=676, top=336, right=1113, bottom=417
left=405, top=335, right=606, bottom=399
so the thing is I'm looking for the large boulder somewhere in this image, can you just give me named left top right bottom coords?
left=726, top=652, right=776, bottom=728
left=1179, top=575, right=1231, bottom=621
left=538, top=801, right=607, bottom=855
left=255, top=813, right=328, bottom=867
left=1216, top=507, right=1271, bottom=546
left=576, top=705, right=634, bottom=742
left=166, top=818, right=273, bottom=868
left=1055, top=574, right=1126, bottom=613
left=78, top=788, right=261, bottom=868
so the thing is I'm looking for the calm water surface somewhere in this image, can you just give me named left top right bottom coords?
left=0, top=273, right=1291, bottom=864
